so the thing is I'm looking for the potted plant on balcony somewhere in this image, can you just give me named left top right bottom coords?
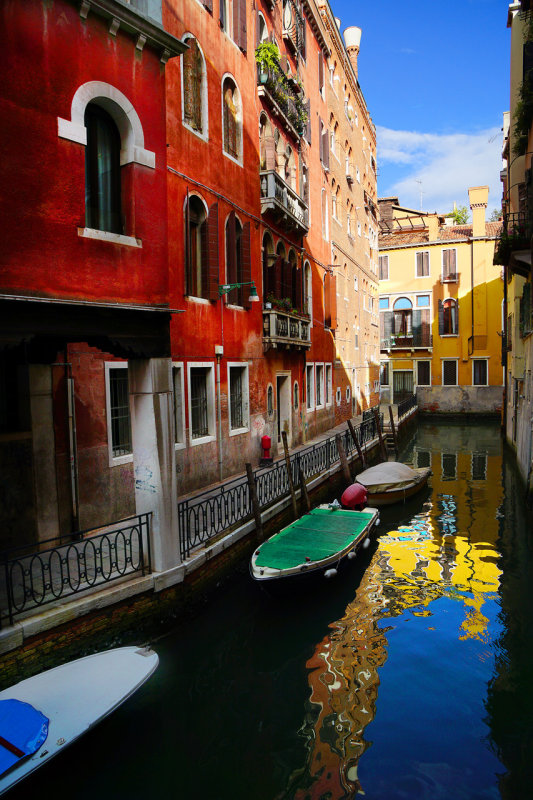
left=255, top=42, right=280, bottom=85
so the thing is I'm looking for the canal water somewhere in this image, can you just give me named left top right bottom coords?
left=9, top=419, right=533, bottom=799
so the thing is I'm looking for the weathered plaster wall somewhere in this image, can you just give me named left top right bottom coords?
left=417, top=386, right=503, bottom=415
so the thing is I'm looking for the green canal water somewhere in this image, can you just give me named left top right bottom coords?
left=9, top=419, right=533, bottom=799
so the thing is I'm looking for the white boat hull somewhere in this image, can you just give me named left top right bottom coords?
left=0, top=646, right=158, bottom=795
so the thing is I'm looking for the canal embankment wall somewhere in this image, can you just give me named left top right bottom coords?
left=0, top=407, right=417, bottom=687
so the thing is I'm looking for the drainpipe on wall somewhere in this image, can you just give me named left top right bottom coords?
left=215, top=346, right=223, bottom=482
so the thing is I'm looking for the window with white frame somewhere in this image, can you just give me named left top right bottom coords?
left=222, top=76, right=242, bottom=162
left=188, top=363, right=216, bottom=444
left=336, top=387, right=341, bottom=405
left=306, top=364, right=315, bottom=411
left=472, top=359, right=488, bottom=386
left=357, top=221, right=361, bottom=237
left=346, top=386, right=351, bottom=402
left=380, top=361, right=389, bottom=386
left=316, top=363, right=324, bottom=407
left=325, top=363, right=332, bottom=405
left=417, top=360, right=431, bottom=386
left=442, top=248, right=457, bottom=281
left=228, top=363, right=249, bottom=433
left=172, top=363, right=185, bottom=448
left=105, top=363, right=132, bottom=464
left=415, top=251, right=429, bottom=277
left=293, top=381, right=299, bottom=410
left=442, top=360, right=458, bottom=386
left=267, top=383, right=274, bottom=417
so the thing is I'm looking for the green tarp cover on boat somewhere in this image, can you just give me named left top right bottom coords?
left=255, top=508, right=374, bottom=570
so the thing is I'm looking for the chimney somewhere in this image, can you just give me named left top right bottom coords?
left=427, top=214, right=439, bottom=242
left=468, top=186, right=489, bottom=238
left=343, top=26, right=361, bottom=79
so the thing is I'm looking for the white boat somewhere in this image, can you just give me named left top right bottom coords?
left=0, top=646, right=158, bottom=795
left=354, top=461, right=431, bottom=506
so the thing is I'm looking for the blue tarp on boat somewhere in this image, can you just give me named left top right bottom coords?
left=0, top=699, right=49, bottom=776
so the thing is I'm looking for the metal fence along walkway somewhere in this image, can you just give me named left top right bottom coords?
left=177, top=414, right=382, bottom=560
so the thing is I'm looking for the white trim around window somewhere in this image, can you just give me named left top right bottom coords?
left=472, top=358, right=489, bottom=387
left=415, top=250, right=430, bottom=278
left=416, top=359, right=431, bottom=387
left=172, top=362, right=186, bottom=450
left=105, top=362, right=133, bottom=467
left=441, top=358, right=459, bottom=387
left=227, top=361, right=250, bottom=436
left=187, top=361, right=216, bottom=446
left=315, top=362, right=325, bottom=409
left=181, top=34, right=209, bottom=142
left=306, top=363, right=315, bottom=411
left=325, top=363, right=333, bottom=406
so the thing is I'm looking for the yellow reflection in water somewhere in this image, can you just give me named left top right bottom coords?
left=286, top=448, right=503, bottom=800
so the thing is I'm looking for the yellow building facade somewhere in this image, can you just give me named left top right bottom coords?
left=499, top=1, right=533, bottom=500
left=378, top=187, right=504, bottom=414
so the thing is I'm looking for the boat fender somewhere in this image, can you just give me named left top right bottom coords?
left=347, top=551, right=356, bottom=560
left=362, top=538, right=370, bottom=548
left=324, top=568, right=338, bottom=579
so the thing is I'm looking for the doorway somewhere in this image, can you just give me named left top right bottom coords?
left=276, top=374, right=291, bottom=447
left=393, top=370, right=414, bottom=404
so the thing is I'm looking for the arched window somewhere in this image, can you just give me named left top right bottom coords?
left=222, top=77, right=242, bottom=161
left=257, top=12, right=268, bottom=43
left=440, top=298, right=459, bottom=335
left=262, top=231, right=275, bottom=300
left=293, top=381, right=299, bottom=410
left=267, top=384, right=274, bottom=416
left=84, top=103, right=122, bottom=234
left=321, top=189, right=328, bottom=240
left=393, top=297, right=413, bottom=336
left=259, top=114, right=274, bottom=170
left=284, top=145, right=295, bottom=190
left=185, top=195, right=207, bottom=297
left=182, top=37, right=206, bottom=136
left=225, top=211, right=251, bottom=306
left=288, top=249, right=301, bottom=311
left=304, top=260, right=312, bottom=318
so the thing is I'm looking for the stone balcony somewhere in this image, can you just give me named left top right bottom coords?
left=263, top=307, right=311, bottom=351
left=260, top=170, right=309, bottom=235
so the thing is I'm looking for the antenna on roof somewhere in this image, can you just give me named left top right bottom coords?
left=415, top=179, right=423, bottom=211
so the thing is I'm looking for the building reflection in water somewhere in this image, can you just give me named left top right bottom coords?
left=280, top=424, right=503, bottom=799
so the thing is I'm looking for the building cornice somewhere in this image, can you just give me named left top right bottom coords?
left=301, top=0, right=331, bottom=58
left=74, top=0, right=187, bottom=62
left=378, top=235, right=499, bottom=252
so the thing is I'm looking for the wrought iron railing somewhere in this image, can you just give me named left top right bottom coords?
left=397, top=394, right=417, bottom=420
left=260, top=170, right=309, bottom=232
left=381, top=332, right=433, bottom=349
left=256, top=63, right=306, bottom=136
left=177, top=417, right=380, bottom=560
left=263, top=307, right=310, bottom=349
left=494, top=210, right=533, bottom=266
left=1, top=513, right=151, bottom=628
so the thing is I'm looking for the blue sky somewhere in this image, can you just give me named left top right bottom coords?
left=329, top=0, right=510, bottom=217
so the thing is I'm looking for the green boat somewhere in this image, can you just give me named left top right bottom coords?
left=250, top=504, right=380, bottom=583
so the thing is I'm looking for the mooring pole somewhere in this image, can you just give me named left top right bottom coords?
left=388, top=405, right=399, bottom=457
left=347, top=419, right=367, bottom=470
left=373, top=407, right=388, bottom=462
left=246, top=463, right=263, bottom=540
left=336, top=433, right=352, bottom=485
left=299, top=466, right=311, bottom=513
left=281, top=431, right=298, bottom=520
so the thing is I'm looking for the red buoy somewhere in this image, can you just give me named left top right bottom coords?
left=340, top=483, right=368, bottom=511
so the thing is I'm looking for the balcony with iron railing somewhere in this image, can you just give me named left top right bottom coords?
left=263, top=307, right=311, bottom=351
left=260, top=170, right=309, bottom=235
left=494, top=210, right=533, bottom=274
left=440, top=273, right=458, bottom=284
left=381, top=331, right=433, bottom=350
left=257, top=63, right=306, bottom=140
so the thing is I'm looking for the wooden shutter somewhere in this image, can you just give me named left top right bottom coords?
left=324, top=272, right=337, bottom=330
left=274, top=255, right=282, bottom=298
left=256, top=10, right=261, bottom=48
left=438, top=299, right=444, bottom=335
left=226, top=210, right=237, bottom=285
left=382, top=311, right=393, bottom=345
left=203, top=0, right=213, bottom=12
left=300, top=15, right=306, bottom=60
left=294, top=266, right=303, bottom=312
left=318, top=54, right=324, bottom=92
left=305, top=98, right=311, bottom=144
left=412, top=309, right=422, bottom=345
left=321, top=122, right=329, bottom=169
left=234, top=0, right=247, bottom=52
left=241, top=221, right=252, bottom=308
left=185, top=189, right=191, bottom=294
left=203, top=202, right=219, bottom=301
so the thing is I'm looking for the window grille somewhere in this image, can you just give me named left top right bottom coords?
left=190, top=369, right=209, bottom=438
left=442, top=360, right=457, bottom=386
left=109, top=368, right=131, bottom=457
left=229, top=367, right=244, bottom=429
left=417, top=360, right=430, bottom=386
left=472, top=360, right=488, bottom=386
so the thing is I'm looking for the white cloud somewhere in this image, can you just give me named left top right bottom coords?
left=376, top=125, right=503, bottom=215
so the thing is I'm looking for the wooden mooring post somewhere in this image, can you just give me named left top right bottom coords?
left=373, top=407, right=388, bottom=462
left=336, top=433, right=352, bottom=485
left=388, top=405, right=399, bottom=456
left=299, top=466, right=311, bottom=513
left=281, top=431, right=298, bottom=520
left=347, top=419, right=367, bottom=470
left=246, top=463, right=262, bottom=539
